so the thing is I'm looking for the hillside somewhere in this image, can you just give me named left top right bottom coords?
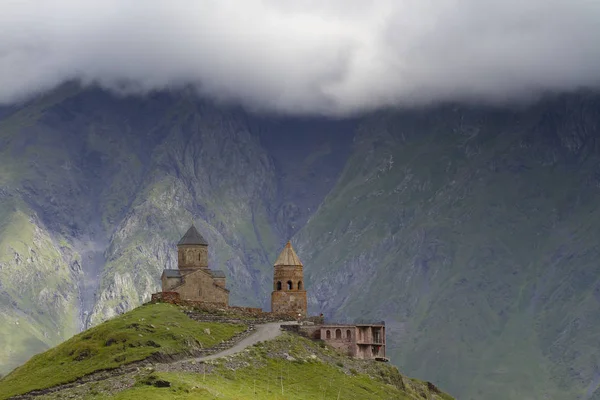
left=0, top=303, right=453, bottom=400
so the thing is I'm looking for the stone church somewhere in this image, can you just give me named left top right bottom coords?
left=160, top=225, right=229, bottom=306
left=156, top=224, right=386, bottom=361
left=159, top=224, right=308, bottom=316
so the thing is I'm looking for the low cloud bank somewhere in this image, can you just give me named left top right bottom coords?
left=1, top=0, right=600, bottom=115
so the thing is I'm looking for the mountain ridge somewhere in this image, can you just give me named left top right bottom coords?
left=2, top=86, right=600, bottom=399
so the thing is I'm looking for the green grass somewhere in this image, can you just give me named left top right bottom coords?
left=106, top=364, right=404, bottom=400
left=0, top=303, right=245, bottom=399
left=39, top=333, right=453, bottom=400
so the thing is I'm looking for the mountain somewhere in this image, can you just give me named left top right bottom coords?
left=1, top=84, right=600, bottom=399
left=0, top=84, right=354, bottom=375
left=297, top=93, right=600, bottom=400
left=0, top=302, right=454, bottom=400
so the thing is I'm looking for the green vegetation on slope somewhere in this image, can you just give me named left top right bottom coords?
left=36, top=333, right=453, bottom=400
left=296, top=99, right=600, bottom=400
left=0, top=303, right=245, bottom=399
left=0, top=196, right=81, bottom=376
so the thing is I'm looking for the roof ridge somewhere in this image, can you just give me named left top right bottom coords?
left=177, top=224, right=208, bottom=246
left=274, top=241, right=303, bottom=266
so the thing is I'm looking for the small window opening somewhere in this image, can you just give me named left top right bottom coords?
left=277, top=281, right=282, bottom=291
left=326, top=330, right=331, bottom=339
left=374, top=330, right=381, bottom=343
left=287, top=280, right=293, bottom=290
left=298, top=281, right=303, bottom=290
left=346, top=330, right=352, bottom=340
left=336, top=329, right=342, bottom=339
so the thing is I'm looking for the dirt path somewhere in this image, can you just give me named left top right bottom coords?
left=175, top=321, right=297, bottom=364
left=13, top=321, right=298, bottom=398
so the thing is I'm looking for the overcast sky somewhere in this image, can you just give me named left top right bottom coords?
left=1, top=0, right=600, bottom=115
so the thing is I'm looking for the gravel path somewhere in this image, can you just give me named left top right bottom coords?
left=13, top=321, right=299, bottom=398
left=172, top=321, right=297, bottom=364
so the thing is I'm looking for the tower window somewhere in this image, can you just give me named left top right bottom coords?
left=277, top=281, right=282, bottom=291
left=287, top=280, right=293, bottom=290
left=298, top=281, right=303, bottom=290
left=336, top=329, right=342, bottom=339
left=198, top=253, right=201, bottom=261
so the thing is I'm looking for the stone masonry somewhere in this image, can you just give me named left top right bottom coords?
left=271, top=241, right=308, bottom=317
left=159, top=225, right=229, bottom=306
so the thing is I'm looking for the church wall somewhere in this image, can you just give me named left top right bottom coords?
left=213, top=277, right=226, bottom=288
left=271, top=290, right=307, bottom=315
left=178, top=244, right=208, bottom=269
left=161, top=276, right=182, bottom=291
left=175, top=270, right=229, bottom=305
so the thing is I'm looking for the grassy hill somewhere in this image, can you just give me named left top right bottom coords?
left=0, top=303, right=245, bottom=399
left=0, top=303, right=453, bottom=400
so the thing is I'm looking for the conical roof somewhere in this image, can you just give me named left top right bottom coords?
left=177, top=224, right=208, bottom=246
left=274, top=241, right=303, bottom=266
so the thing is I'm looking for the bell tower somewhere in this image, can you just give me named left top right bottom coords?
left=177, top=224, right=208, bottom=270
left=271, top=241, right=307, bottom=316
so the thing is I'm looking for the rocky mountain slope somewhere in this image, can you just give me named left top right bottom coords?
left=2, top=85, right=600, bottom=399
left=296, top=93, right=600, bottom=400
left=0, top=84, right=353, bottom=375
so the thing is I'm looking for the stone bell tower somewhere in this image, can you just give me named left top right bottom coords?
left=177, top=224, right=208, bottom=270
left=271, top=241, right=307, bottom=316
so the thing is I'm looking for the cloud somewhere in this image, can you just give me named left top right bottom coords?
left=1, top=0, right=600, bottom=116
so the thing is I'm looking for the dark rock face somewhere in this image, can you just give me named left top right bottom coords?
left=3, top=85, right=600, bottom=400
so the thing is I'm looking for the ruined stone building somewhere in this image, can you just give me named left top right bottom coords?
left=271, top=241, right=307, bottom=317
left=160, top=225, right=229, bottom=306
left=319, top=323, right=387, bottom=360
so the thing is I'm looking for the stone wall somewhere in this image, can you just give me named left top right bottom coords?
left=174, top=269, right=229, bottom=305
left=178, top=244, right=208, bottom=269
left=321, top=326, right=357, bottom=357
left=306, top=315, right=325, bottom=325
left=271, top=290, right=307, bottom=315
left=273, top=265, right=304, bottom=290
left=213, top=277, right=225, bottom=288
left=161, top=276, right=181, bottom=291
left=151, top=291, right=181, bottom=303
left=281, top=324, right=321, bottom=339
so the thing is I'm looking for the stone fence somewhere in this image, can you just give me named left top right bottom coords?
left=281, top=324, right=322, bottom=339
left=149, top=292, right=319, bottom=324
left=151, top=291, right=180, bottom=303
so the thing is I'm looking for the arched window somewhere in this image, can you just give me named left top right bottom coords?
left=298, top=281, right=303, bottom=290
left=346, top=330, right=352, bottom=340
left=326, top=330, right=331, bottom=339
left=277, top=281, right=282, bottom=291
left=198, top=252, right=201, bottom=261
left=335, top=329, right=342, bottom=339
left=287, top=280, right=293, bottom=290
